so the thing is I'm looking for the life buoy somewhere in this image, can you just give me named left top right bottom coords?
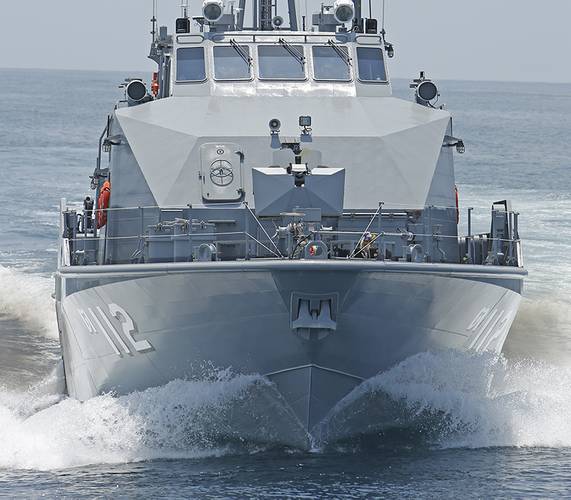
left=455, top=185, right=460, bottom=224
left=96, top=180, right=111, bottom=229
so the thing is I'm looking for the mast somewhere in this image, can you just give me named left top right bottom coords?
left=352, top=0, right=362, bottom=26
left=237, top=0, right=247, bottom=29
left=253, top=0, right=298, bottom=31
left=287, top=0, right=298, bottom=30
left=259, top=0, right=273, bottom=30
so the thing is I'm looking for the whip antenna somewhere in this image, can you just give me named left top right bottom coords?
left=382, top=0, right=386, bottom=33
left=181, top=0, right=190, bottom=18
left=151, top=0, right=158, bottom=42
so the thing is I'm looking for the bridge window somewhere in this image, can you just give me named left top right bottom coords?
left=176, top=47, right=206, bottom=82
left=258, top=44, right=306, bottom=80
left=213, top=45, right=252, bottom=80
left=356, top=47, right=387, bottom=82
left=312, top=45, right=351, bottom=81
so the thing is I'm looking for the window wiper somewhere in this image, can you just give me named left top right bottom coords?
left=278, top=38, right=305, bottom=65
left=230, top=39, right=252, bottom=67
left=327, top=40, right=352, bottom=66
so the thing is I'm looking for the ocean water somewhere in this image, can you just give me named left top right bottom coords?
left=0, top=68, right=570, bottom=497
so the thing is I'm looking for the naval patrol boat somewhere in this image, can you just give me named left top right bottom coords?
left=55, top=0, right=526, bottom=447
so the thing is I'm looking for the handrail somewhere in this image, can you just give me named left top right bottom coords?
left=61, top=202, right=523, bottom=268
left=62, top=201, right=522, bottom=216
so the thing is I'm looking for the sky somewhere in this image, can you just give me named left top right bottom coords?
left=0, top=0, right=569, bottom=83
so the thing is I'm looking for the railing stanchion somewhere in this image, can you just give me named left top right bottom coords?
left=188, top=204, right=193, bottom=262
left=377, top=201, right=384, bottom=260
left=244, top=203, right=251, bottom=260
left=467, top=207, right=474, bottom=264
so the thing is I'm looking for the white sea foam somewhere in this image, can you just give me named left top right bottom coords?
left=0, top=372, right=286, bottom=471
left=0, top=266, right=58, bottom=338
left=2, top=263, right=571, bottom=467
left=0, top=366, right=313, bottom=471
left=5, top=349, right=571, bottom=471
left=361, top=350, right=571, bottom=449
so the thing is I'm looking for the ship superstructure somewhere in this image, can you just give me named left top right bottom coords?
left=56, top=0, right=526, bottom=447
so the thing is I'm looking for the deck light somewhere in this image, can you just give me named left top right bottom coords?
left=386, top=43, right=395, bottom=58
left=333, top=0, right=355, bottom=24
left=126, top=80, right=148, bottom=103
left=203, top=0, right=224, bottom=22
left=416, top=80, right=438, bottom=103
left=299, top=116, right=312, bottom=128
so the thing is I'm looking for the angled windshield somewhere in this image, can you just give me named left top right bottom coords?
left=213, top=45, right=252, bottom=80
left=356, top=47, right=387, bottom=82
left=313, top=45, right=351, bottom=81
left=176, top=47, right=206, bottom=82
left=258, top=45, right=306, bottom=80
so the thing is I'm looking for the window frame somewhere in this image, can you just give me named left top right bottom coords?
left=355, top=46, right=388, bottom=84
left=311, top=44, right=353, bottom=82
left=212, top=45, right=254, bottom=82
left=257, top=44, right=307, bottom=82
left=175, top=47, right=207, bottom=83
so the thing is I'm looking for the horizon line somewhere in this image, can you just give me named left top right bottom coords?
left=1, top=65, right=570, bottom=86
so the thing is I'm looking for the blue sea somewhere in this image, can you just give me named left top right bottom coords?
left=1, top=68, right=571, bottom=498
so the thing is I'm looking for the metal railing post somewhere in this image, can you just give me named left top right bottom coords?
left=188, top=204, right=193, bottom=262
left=427, top=205, right=433, bottom=262
left=467, top=207, right=474, bottom=264
left=244, top=203, right=251, bottom=260
left=377, top=201, right=384, bottom=260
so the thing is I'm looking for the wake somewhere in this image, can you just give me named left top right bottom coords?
left=0, top=368, right=310, bottom=471
left=353, top=351, right=571, bottom=449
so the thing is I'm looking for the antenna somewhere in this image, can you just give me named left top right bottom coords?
left=382, top=0, right=386, bottom=33
left=181, top=0, right=190, bottom=18
left=151, top=0, right=158, bottom=42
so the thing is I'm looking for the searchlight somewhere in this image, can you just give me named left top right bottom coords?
left=333, top=0, right=355, bottom=24
left=203, top=0, right=224, bottom=22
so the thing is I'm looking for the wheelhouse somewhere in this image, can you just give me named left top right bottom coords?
left=170, top=33, right=390, bottom=97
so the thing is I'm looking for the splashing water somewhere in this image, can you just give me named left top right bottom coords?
left=0, top=266, right=57, bottom=339
left=4, top=348, right=571, bottom=471
left=0, top=371, right=310, bottom=471
left=353, top=350, right=571, bottom=450
left=1, top=265, right=571, bottom=470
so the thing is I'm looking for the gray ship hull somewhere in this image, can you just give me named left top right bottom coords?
left=56, top=260, right=524, bottom=447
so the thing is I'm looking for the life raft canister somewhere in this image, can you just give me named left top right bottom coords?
left=96, top=180, right=111, bottom=229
